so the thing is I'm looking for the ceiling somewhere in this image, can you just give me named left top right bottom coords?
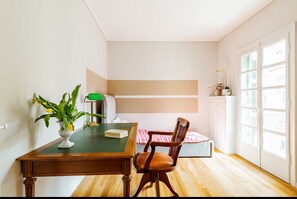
left=85, top=0, right=274, bottom=42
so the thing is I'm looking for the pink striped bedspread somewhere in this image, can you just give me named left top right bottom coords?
left=136, top=128, right=210, bottom=144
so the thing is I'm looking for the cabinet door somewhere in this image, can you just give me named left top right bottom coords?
left=215, top=99, right=226, bottom=151
left=209, top=98, right=226, bottom=152
left=209, top=99, right=217, bottom=142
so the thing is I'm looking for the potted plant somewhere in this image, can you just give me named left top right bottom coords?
left=31, top=84, right=104, bottom=148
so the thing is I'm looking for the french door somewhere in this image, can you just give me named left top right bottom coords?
left=238, top=30, right=291, bottom=182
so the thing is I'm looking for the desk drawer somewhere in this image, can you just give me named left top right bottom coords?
left=32, top=159, right=131, bottom=176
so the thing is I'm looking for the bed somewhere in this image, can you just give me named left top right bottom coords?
left=99, top=94, right=213, bottom=158
left=136, top=128, right=213, bottom=157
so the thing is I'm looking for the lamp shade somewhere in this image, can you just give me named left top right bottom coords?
left=86, top=93, right=103, bottom=101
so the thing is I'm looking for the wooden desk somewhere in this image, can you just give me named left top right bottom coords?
left=17, top=123, right=137, bottom=197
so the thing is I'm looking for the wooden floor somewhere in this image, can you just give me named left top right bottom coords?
left=71, top=149, right=297, bottom=197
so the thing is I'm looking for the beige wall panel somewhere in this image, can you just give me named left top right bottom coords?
left=108, top=80, right=198, bottom=95
left=86, top=68, right=107, bottom=94
left=116, top=98, right=198, bottom=113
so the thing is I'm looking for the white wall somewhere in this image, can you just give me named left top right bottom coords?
left=108, top=41, right=217, bottom=135
left=217, top=0, right=297, bottom=186
left=0, top=0, right=107, bottom=196
left=218, top=0, right=297, bottom=93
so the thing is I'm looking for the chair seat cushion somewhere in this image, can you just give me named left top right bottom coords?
left=134, top=152, right=174, bottom=171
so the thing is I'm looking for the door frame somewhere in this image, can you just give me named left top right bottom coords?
left=236, top=22, right=296, bottom=187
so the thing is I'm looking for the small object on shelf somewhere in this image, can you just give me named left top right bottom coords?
left=215, top=83, right=223, bottom=96
left=222, top=87, right=232, bottom=96
left=105, top=129, right=128, bottom=138
left=215, top=67, right=232, bottom=96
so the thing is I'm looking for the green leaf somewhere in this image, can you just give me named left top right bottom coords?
left=70, top=84, right=80, bottom=111
left=61, top=93, right=68, bottom=102
left=38, top=95, right=47, bottom=104
left=58, top=101, right=66, bottom=117
left=44, top=114, right=51, bottom=127
left=62, top=93, right=71, bottom=110
left=65, top=93, right=71, bottom=105
left=84, top=114, right=90, bottom=129
left=73, top=111, right=85, bottom=121
left=34, top=114, right=48, bottom=123
left=71, top=108, right=78, bottom=117
left=51, top=113, right=61, bottom=121
left=89, top=113, right=105, bottom=118
left=57, top=117, right=68, bottom=131
left=47, top=101, right=59, bottom=112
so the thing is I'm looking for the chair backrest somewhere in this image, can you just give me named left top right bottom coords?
left=169, top=117, right=190, bottom=165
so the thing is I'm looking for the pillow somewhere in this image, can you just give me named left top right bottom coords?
left=111, top=116, right=122, bottom=123
left=120, top=119, right=129, bottom=123
left=112, top=116, right=129, bottom=123
left=102, top=94, right=116, bottom=123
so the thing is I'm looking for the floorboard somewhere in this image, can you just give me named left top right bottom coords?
left=71, top=149, right=297, bottom=197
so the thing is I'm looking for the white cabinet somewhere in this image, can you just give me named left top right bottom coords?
left=209, top=96, right=235, bottom=154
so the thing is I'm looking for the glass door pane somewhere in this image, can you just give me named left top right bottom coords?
left=241, top=51, right=257, bottom=71
left=241, top=108, right=257, bottom=127
left=262, top=88, right=286, bottom=110
left=242, top=126, right=257, bottom=146
left=262, top=40, right=286, bottom=66
left=241, top=71, right=257, bottom=89
left=263, top=131, right=286, bottom=158
left=262, top=64, right=285, bottom=87
left=262, top=110, right=286, bottom=133
left=240, top=51, right=258, bottom=147
left=261, top=38, right=287, bottom=157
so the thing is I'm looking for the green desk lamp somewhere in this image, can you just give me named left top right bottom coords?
left=84, top=93, right=103, bottom=124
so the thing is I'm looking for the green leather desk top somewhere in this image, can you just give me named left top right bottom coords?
left=39, top=123, right=134, bottom=154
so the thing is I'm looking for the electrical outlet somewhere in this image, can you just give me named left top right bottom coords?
left=0, top=124, right=8, bottom=130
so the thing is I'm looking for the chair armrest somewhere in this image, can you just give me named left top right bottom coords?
left=148, top=131, right=174, bottom=136
left=143, top=131, right=173, bottom=152
left=150, top=141, right=182, bottom=148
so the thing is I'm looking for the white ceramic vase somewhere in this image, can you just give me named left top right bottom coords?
left=222, top=88, right=232, bottom=96
left=58, top=122, right=74, bottom=148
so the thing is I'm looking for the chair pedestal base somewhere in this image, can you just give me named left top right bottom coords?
left=133, top=172, right=179, bottom=197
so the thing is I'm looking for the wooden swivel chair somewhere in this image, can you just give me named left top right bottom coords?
left=132, top=117, right=190, bottom=197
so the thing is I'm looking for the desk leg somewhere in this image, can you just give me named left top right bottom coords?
left=24, top=177, right=36, bottom=197
left=122, top=175, right=132, bottom=197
